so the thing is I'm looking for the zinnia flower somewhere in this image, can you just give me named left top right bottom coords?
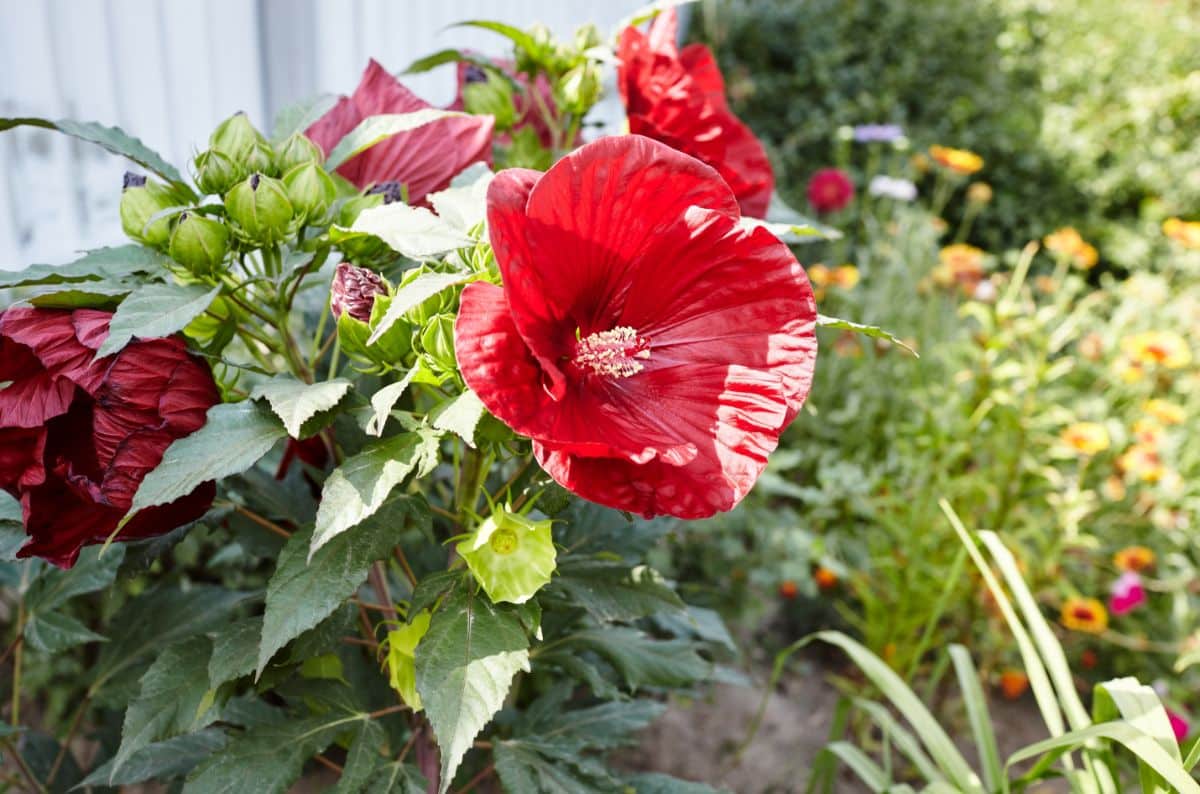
left=1121, top=331, right=1192, bottom=369
left=1108, top=571, right=1146, bottom=616
left=1163, top=218, right=1200, bottom=249
left=0, top=307, right=219, bottom=567
left=1144, top=399, right=1185, bottom=426
left=330, top=262, right=387, bottom=322
left=1118, top=444, right=1165, bottom=483
left=1043, top=227, right=1099, bottom=269
left=934, top=244, right=986, bottom=291
left=306, top=59, right=494, bottom=204
left=616, top=9, right=774, bottom=217
left=807, top=168, right=855, bottom=214
left=929, top=144, right=984, bottom=175
left=1060, top=597, right=1108, bottom=634
left=455, top=135, right=817, bottom=519
left=1167, top=709, right=1190, bottom=742
left=1060, top=422, right=1110, bottom=455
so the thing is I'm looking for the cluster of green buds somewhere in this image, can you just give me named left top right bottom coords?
left=513, top=23, right=604, bottom=120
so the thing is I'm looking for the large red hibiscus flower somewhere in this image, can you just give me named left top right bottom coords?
left=306, top=59, right=494, bottom=204
left=617, top=9, right=774, bottom=218
left=455, top=135, right=816, bottom=519
left=0, top=307, right=219, bottom=567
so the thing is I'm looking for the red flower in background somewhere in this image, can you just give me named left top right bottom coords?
left=0, top=308, right=219, bottom=567
left=455, top=136, right=817, bottom=519
left=306, top=59, right=494, bottom=204
left=617, top=9, right=774, bottom=218
left=451, top=58, right=565, bottom=149
left=807, top=168, right=855, bottom=213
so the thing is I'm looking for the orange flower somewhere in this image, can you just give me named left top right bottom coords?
left=929, top=144, right=984, bottom=175
left=778, top=580, right=799, bottom=600
left=1101, top=475, right=1127, bottom=502
left=999, top=669, right=1029, bottom=700
left=1044, top=227, right=1099, bottom=269
left=1163, top=217, right=1200, bottom=249
left=1121, top=331, right=1192, bottom=369
left=1061, top=597, right=1108, bottom=634
left=936, top=244, right=986, bottom=291
left=1144, top=399, right=1185, bottom=425
left=813, top=566, right=839, bottom=591
left=1131, top=418, right=1165, bottom=447
left=1060, top=422, right=1109, bottom=455
left=832, top=264, right=860, bottom=289
left=807, top=263, right=831, bottom=287
left=1113, top=545, right=1155, bottom=573
left=1118, top=444, right=1164, bottom=483
left=1034, top=275, right=1058, bottom=294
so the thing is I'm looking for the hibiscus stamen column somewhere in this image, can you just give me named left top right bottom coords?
left=572, top=326, right=651, bottom=378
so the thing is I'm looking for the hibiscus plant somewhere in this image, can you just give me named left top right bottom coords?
left=0, top=7, right=872, bottom=793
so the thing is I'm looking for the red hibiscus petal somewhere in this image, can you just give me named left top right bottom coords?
left=0, top=427, right=47, bottom=489
left=534, top=363, right=789, bottom=519
left=678, top=44, right=727, bottom=109
left=0, top=337, right=77, bottom=428
left=647, top=8, right=680, bottom=54
left=0, top=307, right=109, bottom=394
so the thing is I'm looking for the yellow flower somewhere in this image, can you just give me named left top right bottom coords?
left=1121, top=331, right=1192, bottom=369
left=1060, top=422, right=1109, bottom=455
left=1131, top=417, right=1165, bottom=447
left=1118, top=444, right=1165, bottom=483
left=1113, top=545, right=1155, bottom=573
left=937, top=244, right=986, bottom=290
left=929, top=144, right=984, bottom=175
left=1078, top=332, right=1104, bottom=361
left=1061, top=597, right=1108, bottom=634
left=833, top=264, right=860, bottom=289
left=1144, top=399, right=1185, bottom=425
left=1101, top=475, right=1127, bottom=502
left=807, top=263, right=831, bottom=287
left=1113, top=357, right=1146, bottom=383
left=1034, top=275, right=1057, bottom=294
left=1044, top=227, right=1099, bottom=269
left=1163, top=217, right=1200, bottom=249
left=966, top=181, right=993, bottom=204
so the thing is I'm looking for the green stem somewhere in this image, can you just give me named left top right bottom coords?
left=455, top=446, right=487, bottom=525
left=11, top=601, right=23, bottom=724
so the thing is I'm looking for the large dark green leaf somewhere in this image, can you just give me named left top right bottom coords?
left=1, top=117, right=187, bottom=186
left=364, top=761, right=427, bottom=794
left=96, top=282, right=221, bottom=358
left=258, top=494, right=430, bottom=675
left=332, top=719, right=387, bottom=794
left=80, top=729, right=227, bottom=787
left=494, top=740, right=617, bottom=794
left=22, top=545, right=124, bottom=652
left=544, top=558, right=683, bottom=623
left=625, top=772, right=730, bottom=793
left=24, top=611, right=106, bottom=654
left=0, top=245, right=169, bottom=289
left=550, top=628, right=709, bottom=692
left=208, top=616, right=264, bottom=689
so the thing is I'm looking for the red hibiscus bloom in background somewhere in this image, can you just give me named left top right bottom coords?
left=306, top=59, right=494, bottom=204
left=451, top=58, right=565, bottom=149
left=617, top=9, right=774, bottom=218
left=455, top=135, right=817, bottom=519
left=0, top=307, right=219, bottom=567
left=807, top=168, right=855, bottom=213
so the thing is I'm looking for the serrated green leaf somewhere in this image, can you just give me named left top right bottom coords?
left=1, top=117, right=188, bottom=186
left=333, top=718, right=387, bottom=794
left=259, top=495, right=430, bottom=675
left=113, top=636, right=219, bottom=779
left=26, top=282, right=132, bottom=308
left=24, top=544, right=124, bottom=613
left=79, top=729, right=226, bottom=787
left=326, top=110, right=467, bottom=170
left=24, top=611, right=107, bottom=653
left=311, top=430, right=440, bottom=556
left=817, top=314, right=917, bottom=356
left=367, top=271, right=469, bottom=344
left=270, top=94, right=339, bottom=144
left=126, top=402, right=286, bottom=519
left=516, top=693, right=665, bottom=751
left=0, top=245, right=169, bottom=289
left=494, top=740, right=617, bottom=794
left=250, top=376, right=353, bottom=439
left=365, top=370, right=418, bottom=436
left=545, top=558, right=683, bottom=623
left=556, top=628, right=709, bottom=692
left=0, top=522, right=26, bottom=561
left=415, top=583, right=531, bottom=792
left=450, top=20, right=537, bottom=55
left=625, top=772, right=729, bottom=794
left=350, top=203, right=473, bottom=260
left=96, top=282, right=221, bottom=358
left=209, top=616, right=264, bottom=689
left=430, top=390, right=486, bottom=447
left=364, top=761, right=427, bottom=794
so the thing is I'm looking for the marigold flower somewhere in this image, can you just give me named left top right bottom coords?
left=1121, top=331, right=1192, bottom=369
left=306, top=59, right=494, bottom=203
left=936, top=244, right=986, bottom=291
left=1144, top=399, right=1185, bottom=425
left=1118, top=444, right=1164, bottom=483
left=1034, top=275, right=1057, bottom=295
left=1163, top=217, right=1200, bottom=249
left=807, top=264, right=831, bottom=287
left=778, top=579, right=799, bottom=599
left=1060, top=597, right=1108, bottom=634
left=929, top=144, right=983, bottom=175
left=1108, top=572, right=1146, bottom=616
left=1113, top=545, right=1155, bottom=573
left=455, top=136, right=817, bottom=519
left=1061, top=422, right=1109, bottom=456
left=1044, top=227, right=1099, bottom=269
left=617, top=9, right=774, bottom=217
left=806, top=168, right=855, bottom=214
left=832, top=264, right=860, bottom=289
left=999, top=669, right=1029, bottom=700
left=0, top=308, right=219, bottom=567
left=966, top=181, right=993, bottom=205
left=813, top=566, right=838, bottom=591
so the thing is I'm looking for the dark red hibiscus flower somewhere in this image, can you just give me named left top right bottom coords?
left=617, top=9, right=774, bottom=218
left=306, top=59, right=494, bottom=204
left=0, top=307, right=219, bottom=567
left=455, top=136, right=817, bottom=519
left=807, top=168, right=855, bottom=214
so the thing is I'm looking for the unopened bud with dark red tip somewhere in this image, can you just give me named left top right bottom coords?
left=462, top=70, right=515, bottom=130
left=120, top=171, right=186, bottom=247
left=283, top=162, right=337, bottom=221
left=193, top=149, right=244, bottom=196
left=331, top=262, right=388, bottom=323
left=225, top=172, right=293, bottom=244
left=168, top=211, right=230, bottom=276
left=367, top=181, right=405, bottom=205
left=274, top=132, right=324, bottom=173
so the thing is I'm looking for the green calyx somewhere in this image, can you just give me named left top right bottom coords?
left=457, top=508, right=557, bottom=605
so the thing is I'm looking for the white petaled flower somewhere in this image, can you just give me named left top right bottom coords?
left=868, top=175, right=917, bottom=202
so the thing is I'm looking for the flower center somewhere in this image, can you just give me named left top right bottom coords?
left=572, top=326, right=651, bottom=379
left=489, top=528, right=519, bottom=555
left=1072, top=605, right=1095, bottom=621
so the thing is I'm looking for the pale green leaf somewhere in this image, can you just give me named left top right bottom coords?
left=366, top=369, right=418, bottom=436
left=367, top=271, right=469, bottom=344
left=96, top=282, right=221, bottom=358
left=250, top=376, right=353, bottom=439
left=824, top=741, right=889, bottom=790
left=430, top=390, right=486, bottom=447
left=326, top=110, right=467, bottom=170
left=618, top=0, right=702, bottom=31
left=449, top=20, right=537, bottom=55
left=817, top=314, right=917, bottom=356
left=311, top=430, right=440, bottom=556
left=428, top=168, right=493, bottom=232
left=853, top=698, right=945, bottom=784
left=270, top=94, right=338, bottom=144
left=1, top=117, right=188, bottom=186
left=350, top=203, right=473, bottom=260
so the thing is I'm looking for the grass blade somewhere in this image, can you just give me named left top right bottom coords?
left=825, top=741, right=890, bottom=792
left=853, top=699, right=945, bottom=785
left=949, top=645, right=1003, bottom=792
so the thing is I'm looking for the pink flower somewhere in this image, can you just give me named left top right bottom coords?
left=1168, top=708, right=1189, bottom=742
left=1108, top=571, right=1146, bottom=616
left=807, top=168, right=855, bottom=214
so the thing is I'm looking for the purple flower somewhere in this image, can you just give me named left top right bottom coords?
left=1109, top=571, right=1146, bottom=616
left=853, top=124, right=904, bottom=143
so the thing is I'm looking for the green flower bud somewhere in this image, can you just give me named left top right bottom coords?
left=283, top=162, right=337, bottom=221
left=193, top=149, right=245, bottom=196
left=168, top=212, right=230, bottom=276
left=274, top=132, right=324, bottom=173
left=336, top=291, right=411, bottom=371
left=456, top=508, right=557, bottom=604
left=556, top=64, right=600, bottom=116
left=419, top=313, right=457, bottom=375
left=399, top=268, right=456, bottom=326
left=336, top=191, right=385, bottom=227
left=225, top=173, right=293, bottom=244
left=462, top=71, right=516, bottom=131
left=210, top=112, right=268, bottom=161
left=120, top=172, right=185, bottom=247
left=242, top=140, right=276, bottom=176
left=574, top=23, right=601, bottom=52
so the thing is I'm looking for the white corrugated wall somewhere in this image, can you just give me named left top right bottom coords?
left=0, top=0, right=643, bottom=268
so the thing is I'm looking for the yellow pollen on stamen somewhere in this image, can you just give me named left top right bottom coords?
left=573, top=326, right=651, bottom=379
